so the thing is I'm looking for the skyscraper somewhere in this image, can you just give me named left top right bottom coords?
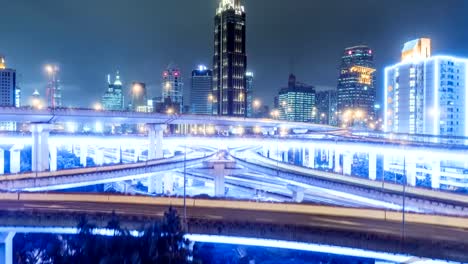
left=190, top=65, right=213, bottom=115
left=315, top=89, right=338, bottom=126
left=102, top=72, right=125, bottom=111
left=245, top=71, right=254, bottom=117
left=213, top=0, right=247, bottom=117
left=45, top=64, right=62, bottom=108
left=0, top=55, right=19, bottom=131
left=161, top=66, right=184, bottom=113
left=278, top=74, right=316, bottom=122
left=337, top=45, right=376, bottom=124
left=130, top=82, right=147, bottom=112
left=384, top=38, right=468, bottom=137
left=0, top=56, right=17, bottom=107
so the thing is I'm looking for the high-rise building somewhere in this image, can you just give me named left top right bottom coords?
left=337, top=45, right=376, bottom=124
left=130, top=82, right=147, bottom=112
left=102, top=72, right=125, bottom=111
left=213, top=0, right=247, bottom=117
left=401, top=38, right=431, bottom=62
left=278, top=74, right=316, bottom=122
left=384, top=38, right=468, bottom=137
left=45, top=64, right=62, bottom=108
left=190, top=65, right=213, bottom=115
left=315, top=89, right=338, bottom=126
left=0, top=56, right=17, bottom=107
left=245, top=71, right=254, bottom=117
left=0, top=55, right=19, bottom=131
left=161, top=66, right=183, bottom=113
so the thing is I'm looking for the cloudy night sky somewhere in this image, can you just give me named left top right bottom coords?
left=0, top=0, right=467, bottom=107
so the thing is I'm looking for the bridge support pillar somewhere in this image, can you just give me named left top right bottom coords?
left=31, top=124, right=52, bottom=172
left=327, top=150, right=333, bottom=169
left=9, top=145, right=22, bottom=174
left=369, top=152, right=377, bottom=181
left=148, top=175, right=163, bottom=194
left=334, top=150, right=341, bottom=173
left=147, top=124, right=166, bottom=160
left=94, top=148, right=104, bottom=166
left=431, top=159, right=441, bottom=189
left=283, top=149, right=289, bottom=163
left=343, top=153, right=352, bottom=176
left=308, top=147, right=315, bottom=169
left=213, top=164, right=227, bottom=197
left=49, top=145, right=57, bottom=172
left=405, top=155, right=417, bottom=187
left=0, top=232, right=15, bottom=264
left=80, top=144, right=88, bottom=167
left=288, top=185, right=305, bottom=203
left=0, top=149, right=4, bottom=174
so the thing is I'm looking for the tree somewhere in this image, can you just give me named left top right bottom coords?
left=14, top=207, right=194, bottom=264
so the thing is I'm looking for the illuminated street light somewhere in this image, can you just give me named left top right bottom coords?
left=270, top=109, right=280, bottom=119
left=253, top=99, right=261, bottom=109
left=93, top=102, right=103, bottom=111
left=166, top=108, right=175, bottom=115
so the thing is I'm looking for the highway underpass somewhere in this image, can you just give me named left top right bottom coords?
left=0, top=193, right=467, bottom=262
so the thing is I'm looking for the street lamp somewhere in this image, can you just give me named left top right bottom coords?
left=166, top=108, right=174, bottom=115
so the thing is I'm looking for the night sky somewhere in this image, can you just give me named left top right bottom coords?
left=1, top=0, right=467, bottom=107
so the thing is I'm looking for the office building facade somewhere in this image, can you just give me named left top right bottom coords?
left=213, top=0, right=247, bottom=117
left=161, top=67, right=183, bottom=113
left=45, top=65, right=62, bottom=108
left=0, top=56, right=16, bottom=107
left=102, top=72, right=125, bottom=111
left=385, top=39, right=468, bottom=137
left=0, top=55, right=19, bottom=130
left=278, top=74, right=316, bottom=122
left=245, top=71, right=254, bottom=117
left=190, top=65, right=213, bottom=115
left=316, top=89, right=338, bottom=126
left=337, top=45, right=376, bottom=123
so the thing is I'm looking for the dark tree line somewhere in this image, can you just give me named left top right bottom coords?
left=14, top=207, right=195, bottom=264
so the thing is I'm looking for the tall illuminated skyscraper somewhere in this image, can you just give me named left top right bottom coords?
left=384, top=38, right=468, bottom=137
left=161, top=66, right=184, bottom=113
left=102, top=72, right=125, bottom=111
left=0, top=56, right=17, bottom=107
left=0, top=55, right=18, bottom=130
left=245, top=71, right=254, bottom=117
left=337, top=45, right=376, bottom=123
left=45, top=64, right=62, bottom=108
left=213, top=0, right=247, bottom=117
left=190, top=65, right=213, bottom=115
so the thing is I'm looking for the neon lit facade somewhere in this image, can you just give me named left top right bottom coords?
left=385, top=45, right=468, bottom=137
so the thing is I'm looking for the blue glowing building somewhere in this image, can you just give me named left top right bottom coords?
left=384, top=38, right=468, bottom=137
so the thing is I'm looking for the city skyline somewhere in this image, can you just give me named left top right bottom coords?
left=0, top=0, right=467, bottom=108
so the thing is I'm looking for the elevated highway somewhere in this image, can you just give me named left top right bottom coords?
left=0, top=107, right=335, bottom=130
left=0, top=150, right=214, bottom=191
left=0, top=193, right=466, bottom=262
left=231, top=148, right=468, bottom=215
